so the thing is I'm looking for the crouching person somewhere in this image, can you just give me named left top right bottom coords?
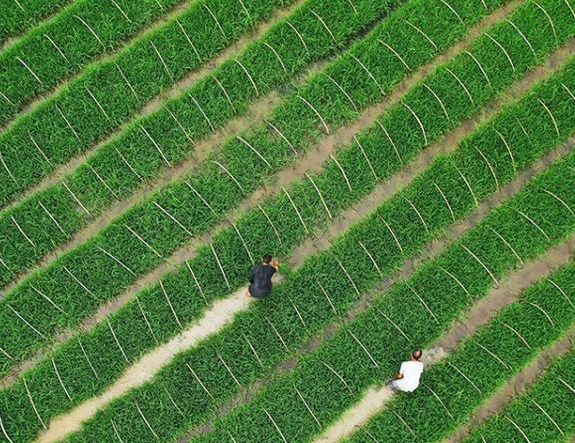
left=388, top=349, right=424, bottom=392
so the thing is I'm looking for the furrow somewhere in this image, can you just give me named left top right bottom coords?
left=66, top=145, right=575, bottom=443
left=0, top=0, right=408, bottom=287
left=442, top=334, right=573, bottom=443
left=11, top=54, right=575, bottom=443
left=0, top=0, right=529, bottom=371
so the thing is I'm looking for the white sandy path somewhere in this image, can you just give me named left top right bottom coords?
left=314, top=347, right=447, bottom=443
left=35, top=287, right=253, bottom=443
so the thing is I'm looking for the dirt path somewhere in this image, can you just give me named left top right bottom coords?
left=288, top=40, right=575, bottom=268
left=442, top=333, right=574, bottom=443
left=32, top=284, right=260, bottom=443
left=0, top=0, right=202, bottom=133
left=5, top=39, right=572, bottom=389
left=2, top=0, right=528, bottom=294
left=311, top=240, right=574, bottom=443
left=0, top=0, right=308, bottom=213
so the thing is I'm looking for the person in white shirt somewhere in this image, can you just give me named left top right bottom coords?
left=387, top=349, right=424, bottom=392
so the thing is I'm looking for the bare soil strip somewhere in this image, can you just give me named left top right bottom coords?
left=0, top=0, right=307, bottom=211
left=0, top=0, right=202, bottom=133
left=289, top=40, right=575, bottom=268
left=4, top=25, right=569, bottom=389
left=33, top=274, right=283, bottom=443
left=311, top=244, right=574, bottom=443
left=2, top=0, right=527, bottom=296
left=441, top=334, right=574, bottom=443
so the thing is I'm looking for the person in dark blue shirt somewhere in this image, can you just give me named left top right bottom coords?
left=246, top=254, right=279, bottom=298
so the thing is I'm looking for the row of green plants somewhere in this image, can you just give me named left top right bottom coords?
left=0, top=0, right=570, bottom=383
left=2, top=55, right=573, bottom=442
left=0, top=0, right=255, bottom=125
left=0, top=0, right=72, bottom=45
left=0, top=0, right=301, bottom=198
left=60, top=137, right=575, bottom=443
left=341, top=266, right=575, bottom=443
left=0, top=0, right=522, bottom=359
left=0, top=0, right=566, bottom=360
left=461, top=349, right=575, bottom=443
left=0, top=0, right=408, bottom=282
left=197, top=259, right=575, bottom=443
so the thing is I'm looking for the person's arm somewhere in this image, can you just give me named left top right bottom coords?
left=395, top=362, right=406, bottom=379
left=271, top=259, right=279, bottom=272
left=249, top=266, right=255, bottom=284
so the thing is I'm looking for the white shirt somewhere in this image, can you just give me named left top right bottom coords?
left=395, top=360, right=424, bottom=392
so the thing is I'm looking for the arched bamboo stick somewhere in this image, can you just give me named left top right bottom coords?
left=354, top=135, right=379, bottom=180
left=348, top=330, right=378, bottom=367
left=446, top=67, right=474, bottom=105
left=485, top=33, right=516, bottom=72
left=351, top=54, right=384, bottom=95
left=203, top=3, right=227, bottom=38
left=96, top=245, right=136, bottom=276
left=176, top=19, right=202, bottom=63
left=188, top=93, right=216, bottom=133
left=56, top=104, right=81, bottom=141
left=74, top=15, right=105, bottom=48
left=186, top=363, right=214, bottom=399
left=139, top=124, right=171, bottom=167
left=114, top=146, right=143, bottom=181
left=153, top=200, right=193, bottom=236
left=489, top=228, right=523, bottom=264
left=186, top=260, right=208, bottom=305
left=461, top=244, right=499, bottom=287
left=30, top=284, right=67, bottom=315
left=422, top=83, right=449, bottom=121
left=64, top=265, right=97, bottom=299
left=379, top=40, right=410, bottom=71
left=376, top=121, right=402, bottom=164
left=107, top=319, right=129, bottom=363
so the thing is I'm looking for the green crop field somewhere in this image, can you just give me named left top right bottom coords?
left=0, top=0, right=573, bottom=442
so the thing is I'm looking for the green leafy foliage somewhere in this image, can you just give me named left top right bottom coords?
left=461, top=349, right=575, bottom=443
left=0, top=0, right=404, bottom=277
left=59, top=132, right=575, bottom=443
left=1, top=50, right=573, bottom=443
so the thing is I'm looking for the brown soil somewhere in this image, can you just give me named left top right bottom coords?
left=0, top=0, right=308, bottom=211
left=442, top=334, right=574, bottom=443
left=2, top=0, right=565, bottom=387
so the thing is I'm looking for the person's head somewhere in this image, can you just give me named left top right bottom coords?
left=412, top=349, right=422, bottom=360
left=262, top=254, right=273, bottom=264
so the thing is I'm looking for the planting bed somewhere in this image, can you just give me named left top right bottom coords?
left=0, top=0, right=573, bottom=442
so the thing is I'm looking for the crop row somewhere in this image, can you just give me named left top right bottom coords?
left=0, top=0, right=571, bottom=385
left=0, top=0, right=72, bottom=45
left=461, top=348, right=575, bottom=443
left=341, top=265, right=575, bottom=443
left=2, top=56, right=573, bottom=442
left=197, top=255, right=575, bottom=443
left=0, top=0, right=566, bottom=328
left=61, top=134, right=575, bottom=443
left=0, top=0, right=251, bottom=125
left=0, top=0, right=522, bottom=358
left=0, top=0, right=302, bottom=198
left=0, top=0, right=407, bottom=282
